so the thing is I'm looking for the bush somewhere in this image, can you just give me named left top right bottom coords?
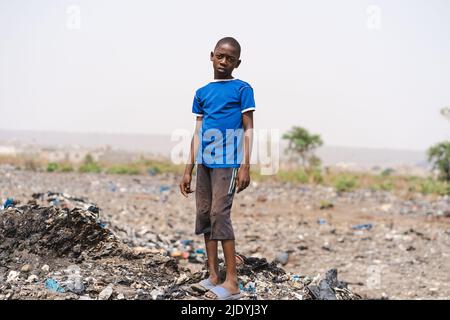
left=60, top=164, right=74, bottom=172
left=319, top=199, right=334, bottom=209
left=381, top=168, right=395, bottom=177
left=107, top=165, right=141, bottom=175
left=46, top=162, right=59, bottom=172
left=79, top=163, right=102, bottom=173
left=310, top=167, right=324, bottom=184
left=371, top=180, right=394, bottom=191
left=276, top=169, right=308, bottom=183
left=427, top=141, right=450, bottom=182
left=420, top=179, right=450, bottom=195
left=79, top=154, right=102, bottom=173
left=147, top=166, right=162, bottom=176
left=333, top=175, right=358, bottom=192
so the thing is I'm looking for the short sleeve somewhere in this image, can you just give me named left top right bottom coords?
left=240, top=86, right=256, bottom=113
left=192, top=91, right=203, bottom=117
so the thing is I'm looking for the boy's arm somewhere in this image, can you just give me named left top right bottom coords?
left=236, top=111, right=254, bottom=193
left=180, top=116, right=202, bottom=197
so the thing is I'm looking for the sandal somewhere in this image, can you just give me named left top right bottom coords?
left=204, top=286, right=241, bottom=300
left=190, top=278, right=217, bottom=293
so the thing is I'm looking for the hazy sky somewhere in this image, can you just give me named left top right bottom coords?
left=1, top=0, right=449, bottom=151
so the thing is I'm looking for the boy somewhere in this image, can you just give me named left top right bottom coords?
left=179, top=37, right=255, bottom=300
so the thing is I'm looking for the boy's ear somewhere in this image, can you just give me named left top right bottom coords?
left=235, top=59, right=241, bottom=68
left=210, top=51, right=214, bottom=61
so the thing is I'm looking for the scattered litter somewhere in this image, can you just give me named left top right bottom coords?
left=352, top=224, right=373, bottom=231
left=45, top=279, right=65, bottom=293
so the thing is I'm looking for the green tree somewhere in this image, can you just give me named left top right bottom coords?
left=282, top=126, right=323, bottom=170
left=79, top=154, right=102, bottom=173
left=427, top=141, right=450, bottom=182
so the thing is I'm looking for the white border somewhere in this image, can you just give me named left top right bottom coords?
left=241, top=107, right=256, bottom=113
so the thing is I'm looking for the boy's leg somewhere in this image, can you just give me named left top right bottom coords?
left=204, top=233, right=220, bottom=284
left=220, top=240, right=239, bottom=293
left=204, top=167, right=240, bottom=299
left=195, top=165, right=220, bottom=285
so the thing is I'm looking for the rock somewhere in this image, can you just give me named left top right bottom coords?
left=21, top=264, right=32, bottom=273
left=6, top=271, right=20, bottom=283
left=98, top=285, right=113, bottom=300
left=150, top=288, right=164, bottom=300
left=41, top=265, right=50, bottom=272
left=176, top=274, right=189, bottom=285
left=275, top=252, right=289, bottom=265
left=26, top=275, right=38, bottom=283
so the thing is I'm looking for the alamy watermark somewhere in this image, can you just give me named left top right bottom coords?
left=66, top=5, right=81, bottom=30
left=170, top=128, right=280, bottom=175
left=366, top=4, right=382, bottom=31
left=366, top=265, right=382, bottom=289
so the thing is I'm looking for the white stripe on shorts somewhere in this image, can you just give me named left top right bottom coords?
left=228, top=168, right=238, bottom=195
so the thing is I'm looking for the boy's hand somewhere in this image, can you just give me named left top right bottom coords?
left=179, top=173, right=194, bottom=197
left=236, top=165, right=250, bottom=193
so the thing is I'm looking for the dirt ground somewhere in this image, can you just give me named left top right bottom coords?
left=1, top=168, right=449, bottom=299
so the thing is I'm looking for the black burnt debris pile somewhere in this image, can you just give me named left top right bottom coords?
left=0, top=204, right=122, bottom=260
left=0, top=196, right=361, bottom=300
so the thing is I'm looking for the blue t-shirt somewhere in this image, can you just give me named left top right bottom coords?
left=192, top=79, right=256, bottom=168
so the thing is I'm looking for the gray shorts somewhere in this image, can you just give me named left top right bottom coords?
left=195, top=164, right=239, bottom=240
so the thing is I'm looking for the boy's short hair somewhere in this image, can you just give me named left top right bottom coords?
left=215, top=37, right=241, bottom=57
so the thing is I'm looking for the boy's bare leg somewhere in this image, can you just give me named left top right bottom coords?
left=220, top=240, right=240, bottom=292
left=205, top=239, right=239, bottom=298
left=204, top=233, right=220, bottom=284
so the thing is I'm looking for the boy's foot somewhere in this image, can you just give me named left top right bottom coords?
left=204, top=281, right=240, bottom=300
left=204, top=285, right=241, bottom=300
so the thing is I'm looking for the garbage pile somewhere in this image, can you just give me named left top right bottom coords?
left=0, top=202, right=124, bottom=261
left=0, top=197, right=361, bottom=300
left=2, top=193, right=206, bottom=265
left=178, top=257, right=361, bottom=300
left=29, top=191, right=101, bottom=214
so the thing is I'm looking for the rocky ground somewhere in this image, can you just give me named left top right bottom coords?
left=0, top=166, right=449, bottom=300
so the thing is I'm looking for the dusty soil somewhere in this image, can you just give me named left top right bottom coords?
left=1, top=167, right=449, bottom=299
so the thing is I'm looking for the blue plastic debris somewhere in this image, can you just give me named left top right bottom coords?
left=180, top=239, right=193, bottom=246
left=243, top=282, right=256, bottom=293
left=317, top=218, right=327, bottom=225
left=352, top=223, right=373, bottom=230
left=3, top=198, right=15, bottom=209
left=195, top=248, right=206, bottom=255
left=159, top=185, right=170, bottom=193
left=97, top=221, right=107, bottom=229
left=291, top=275, right=301, bottom=281
left=45, top=278, right=65, bottom=293
left=87, top=205, right=99, bottom=214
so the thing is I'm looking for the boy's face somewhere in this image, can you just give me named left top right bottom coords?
left=210, top=43, right=241, bottom=78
